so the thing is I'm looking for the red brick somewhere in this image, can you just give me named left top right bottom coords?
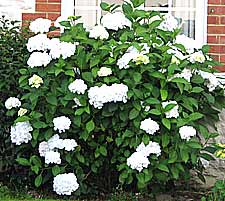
left=208, top=6, right=225, bottom=15
left=214, top=66, right=225, bottom=72
left=22, top=13, right=46, bottom=21
left=221, top=0, right=225, bottom=5
left=208, top=26, right=225, bottom=34
left=48, top=0, right=61, bottom=2
left=36, top=0, right=47, bottom=2
left=220, top=36, right=225, bottom=44
left=36, top=3, right=61, bottom=12
left=209, top=45, right=225, bottom=53
left=207, top=16, right=220, bottom=24
left=220, top=55, right=225, bottom=62
left=47, top=13, right=60, bottom=20
left=209, top=54, right=220, bottom=61
left=207, top=35, right=219, bottom=43
left=208, top=0, right=220, bottom=4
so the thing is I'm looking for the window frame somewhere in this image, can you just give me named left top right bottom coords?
left=61, top=0, right=208, bottom=45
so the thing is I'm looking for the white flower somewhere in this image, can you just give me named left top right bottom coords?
left=48, top=38, right=62, bottom=59
left=59, top=42, right=76, bottom=59
left=175, top=34, right=202, bottom=54
left=158, top=14, right=179, bottom=32
left=88, top=83, right=129, bottom=109
left=198, top=71, right=221, bottom=92
left=53, top=116, right=71, bottom=133
left=189, top=51, right=205, bottom=63
left=68, top=79, right=87, bottom=94
left=39, top=141, right=50, bottom=157
left=18, top=108, right=28, bottom=117
left=101, top=12, right=132, bottom=31
left=167, top=47, right=186, bottom=60
left=47, top=134, right=64, bottom=150
left=53, top=173, right=79, bottom=195
left=63, top=139, right=78, bottom=151
left=149, top=15, right=161, bottom=24
left=29, top=18, right=51, bottom=34
left=173, top=68, right=193, bottom=82
left=179, top=126, right=196, bottom=141
left=45, top=151, right=61, bottom=164
left=171, top=56, right=180, bottom=65
left=97, top=67, right=112, bottom=77
left=5, top=97, right=21, bottom=109
left=127, top=151, right=150, bottom=172
left=29, top=74, right=43, bottom=88
left=10, top=122, right=33, bottom=145
left=133, top=53, right=149, bottom=65
left=117, top=47, right=139, bottom=69
left=27, top=52, right=52, bottom=68
left=26, top=34, right=50, bottom=52
left=162, top=101, right=179, bottom=119
left=140, top=118, right=160, bottom=135
left=136, top=141, right=161, bottom=157
left=89, top=25, right=109, bottom=40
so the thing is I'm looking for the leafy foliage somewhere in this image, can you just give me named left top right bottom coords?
left=6, top=0, right=225, bottom=196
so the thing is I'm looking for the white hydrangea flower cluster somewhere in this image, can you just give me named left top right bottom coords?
left=97, top=67, right=112, bottom=77
left=27, top=52, right=52, bottom=68
left=10, top=122, right=33, bottom=145
left=198, top=70, right=221, bottom=92
left=89, top=25, right=109, bottom=40
left=117, top=44, right=150, bottom=69
left=68, top=79, right=88, bottom=94
left=53, top=173, right=79, bottom=195
left=27, top=18, right=76, bottom=68
left=162, top=101, right=179, bottom=119
left=175, top=34, right=202, bottom=54
left=53, top=116, right=71, bottom=133
left=179, top=126, right=196, bottom=141
left=28, top=74, right=43, bottom=88
left=189, top=51, right=206, bottom=63
left=5, top=97, right=21, bottom=110
left=167, top=47, right=186, bottom=61
left=158, top=14, right=179, bottom=32
left=101, top=12, right=132, bottom=31
left=88, top=83, right=129, bottom=109
left=140, top=118, right=160, bottom=135
left=27, top=34, right=50, bottom=52
left=29, top=18, right=51, bottom=34
left=127, top=141, right=161, bottom=172
left=45, top=151, right=61, bottom=164
left=73, top=98, right=82, bottom=108
left=39, top=134, right=78, bottom=164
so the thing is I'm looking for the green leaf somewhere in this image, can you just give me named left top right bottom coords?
left=46, top=96, right=58, bottom=106
left=187, top=141, right=202, bottom=149
left=86, top=120, right=95, bottom=133
left=162, top=134, right=170, bottom=148
left=100, top=2, right=110, bottom=11
left=82, top=72, right=93, bottom=83
left=16, top=158, right=30, bottom=166
left=168, top=151, right=178, bottom=163
left=191, top=87, right=204, bottom=93
left=149, top=109, right=161, bottom=115
left=133, top=72, right=142, bottom=83
left=129, top=108, right=139, bottom=120
left=99, top=146, right=107, bottom=156
left=146, top=98, right=160, bottom=105
left=158, top=164, right=169, bottom=173
left=35, top=175, right=42, bottom=187
left=180, top=148, right=189, bottom=163
left=160, top=89, right=168, bottom=101
left=52, top=165, right=61, bottom=176
left=189, top=112, right=204, bottom=121
left=162, top=118, right=171, bottom=130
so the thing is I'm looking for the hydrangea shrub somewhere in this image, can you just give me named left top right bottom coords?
left=6, top=0, right=225, bottom=196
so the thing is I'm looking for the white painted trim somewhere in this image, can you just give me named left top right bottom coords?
left=61, top=0, right=74, bottom=18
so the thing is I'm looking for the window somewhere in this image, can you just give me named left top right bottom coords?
left=0, top=0, right=35, bottom=21
left=61, top=0, right=207, bottom=44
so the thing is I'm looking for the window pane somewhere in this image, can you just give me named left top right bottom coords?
left=104, top=0, right=123, bottom=5
left=75, top=0, right=97, bottom=6
left=145, top=0, right=168, bottom=7
left=172, top=0, right=196, bottom=8
left=75, top=10, right=98, bottom=27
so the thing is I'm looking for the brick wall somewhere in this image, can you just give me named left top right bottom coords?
left=208, top=0, right=225, bottom=72
left=22, top=0, right=61, bottom=26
